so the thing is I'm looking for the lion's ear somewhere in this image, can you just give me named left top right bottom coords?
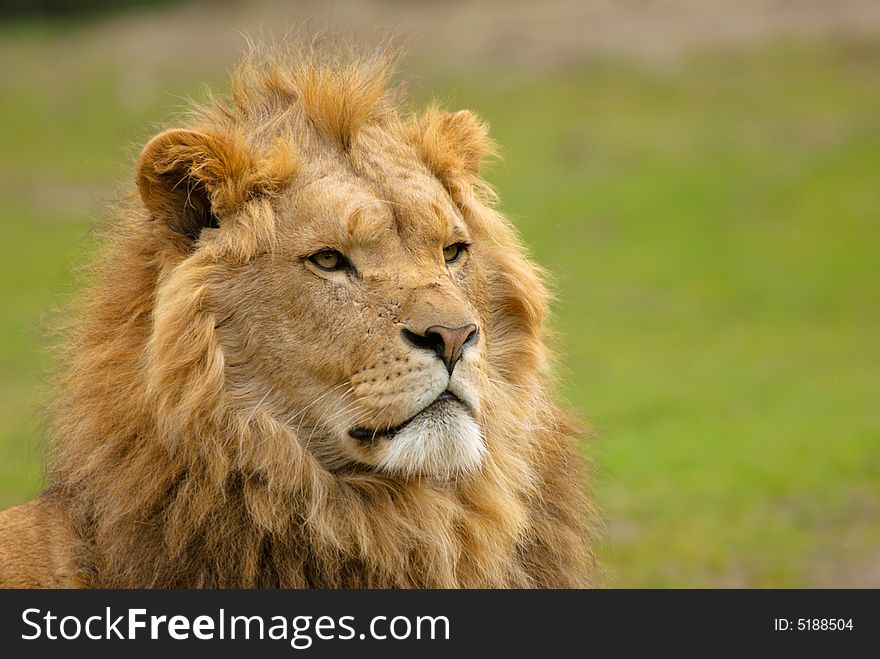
left=136, top=128, right=263, bottom=244
left=406, top=107, right=497, bottom=188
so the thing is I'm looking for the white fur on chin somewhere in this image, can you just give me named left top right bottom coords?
left=376, top=404, right=486, bottom=479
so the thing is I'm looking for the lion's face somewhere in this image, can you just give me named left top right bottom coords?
left=206, top=135, right=490, bottom=479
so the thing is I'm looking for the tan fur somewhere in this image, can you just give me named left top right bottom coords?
left=0, top=497, right=84, bottom=587
left=0, top=42, right=599, bottom=588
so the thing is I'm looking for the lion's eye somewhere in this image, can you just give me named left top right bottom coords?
left=308, top=249, right=348, bottom=271
left=443, top=242, right=468, bottom=263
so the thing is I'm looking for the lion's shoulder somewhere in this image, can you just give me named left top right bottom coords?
left=0, top=496, right=83, bottom=588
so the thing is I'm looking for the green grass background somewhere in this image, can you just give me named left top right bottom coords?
left=1, top=18, right=878, bottom=587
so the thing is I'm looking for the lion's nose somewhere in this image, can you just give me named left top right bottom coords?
left=401, top=323, right=479, bottom=375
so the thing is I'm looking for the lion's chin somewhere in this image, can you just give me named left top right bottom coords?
left=371, top=402, right=486, bottom=480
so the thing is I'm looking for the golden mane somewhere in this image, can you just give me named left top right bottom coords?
left=41, top=43, right=599, bottom=588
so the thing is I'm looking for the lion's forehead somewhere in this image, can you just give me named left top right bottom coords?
left=278, top=161, right=462, bottom=254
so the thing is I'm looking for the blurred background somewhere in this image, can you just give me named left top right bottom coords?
left=1, top=0, right=878, bottom=587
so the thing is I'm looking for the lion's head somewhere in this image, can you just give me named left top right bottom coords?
left=49, top=44, right=597, bottom=588
left=141, top=120, right=492, bottom=481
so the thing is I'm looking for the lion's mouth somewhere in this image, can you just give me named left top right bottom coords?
left=348, top=390, right=461, bottom=445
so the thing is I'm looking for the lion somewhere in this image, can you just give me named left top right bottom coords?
left=0, top=42, right=598, bottom=588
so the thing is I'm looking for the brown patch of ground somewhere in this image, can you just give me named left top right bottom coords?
left=3, top=0, right=880, bottom=82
